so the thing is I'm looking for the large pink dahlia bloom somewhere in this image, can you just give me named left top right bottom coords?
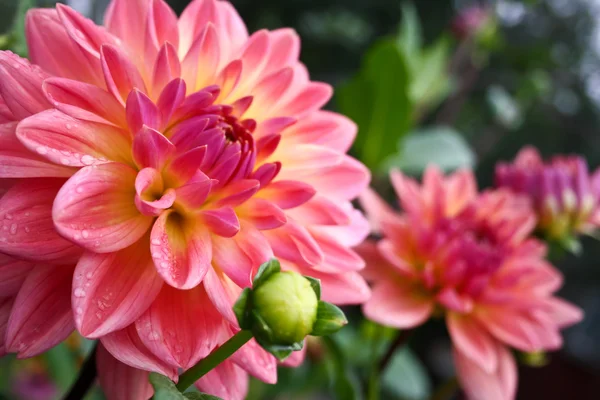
left=0, top=0, right=371, bottom=398
left=358, top=167, right=583, bottom=400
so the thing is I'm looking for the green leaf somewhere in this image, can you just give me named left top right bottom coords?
left=255, top=339, right=304, bottom=361
left=338, top=39, right=412, bottom=171
left=381, top=348, right=432, bottom=400
left=397, top=2, right=422, bottom=71
left=304, top=276, right=321, bottom=300
left=486, top=85, right=523, bottom=129
left=409, top=37, right=453, bottom=109
left=44, top=342, right=78, bottom=392
left=252, top=258, right=281, bottom=288
left=149, top=373, right=186, bottom=400
left=233, top=287, right=252, bottom=329
left=183, top=393, right=223, bottom=400
left=312, top=301, right=348, bottom=336
left=322, top=337, right=364, bottom=400
left=384, top=126, right=475, bottom=174
left=11, top=0, right=36, bottom=57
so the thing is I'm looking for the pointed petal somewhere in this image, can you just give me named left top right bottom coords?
left=181, top=24, right=220, bottom=92
left=101, top=324, right=177, bottom=379
left=285, top=110, right=356, bottom=153
left=126, top=91, right=160, bottom=134
left=258, top=180, right=315, bottom=209
left=447, top=313, right=498, bottom=374
left=132, top=126, right=175, bottom=169
left=263, top=221, right=323, bottom=267
left=105, top=0, right=151, bottom=53
left=0, top=254, right=33, bottom=296
left=238, top=198, right=287, bottom=230
left=231, top=336, right=277, bottom=384
left=203, top=267, right=242, bottom=324
left=73, top=238, right=163, bottom=338
left=200, top=207, right=240, bottom=237
left=311, top=269, right=371, bottom=305
left=145, top=0, right=179, bottom=60
left=156, top=78, right=186, bottom=126
left=152, top=44, right=182, bottom=97
left=0, top=51, right=50, bottom=119
left=150, top=211, right=212, bottom=289
left=363, top=281, right=433, bottom=328
left=195, top=360, right=249, bottom=400
left=96, top=343, right=154, bottom=400
left=136, top=285, right=223, bottom=369
left=0, top=297, right=13, bottom=356
left=17, top=110, right=133, bottom=167
left=309, top=230, right=364, bottom=272
left=174, top=170, right=212, bottom=209
left=53, top=163, right=153, bottom=253
left=101, top=45, right=147, bottom=104
left=0, top=179, right=82, bottom=263
left=6, top=264, right=75, bottom=358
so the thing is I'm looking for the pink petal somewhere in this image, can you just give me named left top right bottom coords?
left=245, top=67, right=294, bottom=118
left=17, top=109, right=133, bottom=167
left=0, top=122, right=74, bottom=178
left=126, top=90, right=160, bottom=134
left=230, top=335, right=277, bottom=384
left=200, top=207, right=241, bottom=237
left=454, top=343, right=517, bottom=400
left=101, top=324, right=177, bottom=379
left=259, top=180, right=316, bottom=209
left=174, top=171, right=212, bottom=209
left=353, top=240, right=396, bottom=282
left=181, top=24, right=220, bottom=92
left=73, top=238, right=163, bottom=338
left=43, top=77, right=127, bottom=127
left=359, top=187, right=402, bottom=234
left=237, top=198, right=287, bottom=230
left=101, top=45, right=147, bottom=104
left=0, top=179, right=82, bottom=263
left=53, top=163, right=153, bottom=253
left=263, top=220, right=324, bottom=267
left=105, top=0, right=151, bottom=54
left=152, top=44, right=183, bottom=97
left=310, top=203, right=371, bottom=247
left=136, top=285, right=223, bottom=369
left=0, top=297, right=13, bottom=356
left=311, top=269, right=371, bottom=305
left=6, top=264, right=75, bottom=358
left=164, top=147, right=208, bottom=187
left=263, top=28, right=300, bottom=75
left=275, top=144, right=343, bottom=172
left=156, top=78, right=186, bottom=127
left=447, top=313, right=498, bottom=374
left=212, top=222, right=273, bottom=287
left=542, top=297, right=584, bottom=328
left=277, top=82, right=332, bottom=117
left=284, top=110, right=356, bottom=153
left=144, top=0, right=179, bottom=60
left=25, top=9, right=104, bottom=85
left=300, top=155, right=371, bottom=201
left=134, top=169, right=176, bottom=216
left=96, top=343, right=154, bottom=400
left=287, top=195, right=351, bottom=226
left=195, top=360, right=249, bottom=400
left=0, top=254, right=33, bottom=297
left=0, top=51, right=50, bottom=119
left=203, top=267, right=242, bottom=324
left=212, top=179, right=260, bottom=208
left=216, top=60, right=243, bottom=101
left=150, top=211, right=212, bottom=289
left=227, top=30, right=271, bottom=99
left=475, top=308, right=545, bottom=352
left=309, top=230, right=364, bottom=272
left=282, top=346, right=306, bottom=368
left=363, top=281, right=433, bottom=328
left=132, top=126, right=175, bottom=169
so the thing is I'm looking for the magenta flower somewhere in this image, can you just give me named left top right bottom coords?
left=0, top=0, right=371, bottom=398
left=496, top=146, right=600, bottom=243
left=357, top=167, right=583, bottom=400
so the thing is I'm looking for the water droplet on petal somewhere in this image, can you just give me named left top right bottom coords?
left=74, top=288, right=86, bottom=298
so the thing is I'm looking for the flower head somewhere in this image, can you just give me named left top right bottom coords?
left=0, top=0, right=371, bottom=398
left=496, top=146, right=600, bottom=244
left=358, top=167, right=583, bottom=400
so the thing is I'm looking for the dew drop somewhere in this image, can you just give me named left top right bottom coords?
left=151, top=238, right=162, bottom=246
left=81, top=155, right=95, bottom=165
left=24, top=227, right=30, bottom=233
left=74, top=288, right=86, bottom=298
left=148, top=331, right=160, bottom=341
left=36, top=146, right=48, bottom=155
left=66, top=123, right=72, bottom=130
left=82, top=230, right=89, bottom=239
left=76, top=307, right=83, bottom=315
left=9, top=224, right=17, bottom=235
left=95, top=312, right=103, bottom=319
left=86, top=272, right=95, bottom=279
left=5, top=213, right=12, bottom=220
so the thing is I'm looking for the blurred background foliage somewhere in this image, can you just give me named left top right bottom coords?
left=2, top=0, right=600, bottom=399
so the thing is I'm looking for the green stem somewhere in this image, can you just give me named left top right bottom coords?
left=429, top=377, right=459, bottom=400
left=175, top=330, right=253, bottom=392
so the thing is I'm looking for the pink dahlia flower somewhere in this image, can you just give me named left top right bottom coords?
left=496, top=146, right=600, bottom=242
left=358, top=167, right=583, bottom=400
left=0, top=0, right=371, bottom=398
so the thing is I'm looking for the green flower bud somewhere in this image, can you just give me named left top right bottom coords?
left=253, top=271, right=319, bottom=345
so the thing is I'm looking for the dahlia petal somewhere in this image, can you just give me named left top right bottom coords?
left=299, top=155, right=370, bottom=201
left=172, top=88, right=217, bottom=121
left=309, top=230, right=364, bottom=272
left=0, top=122, right=74, bottom=178
left=152, top=44, right=182, bottom=97
left=263, top=28, right=300, bottom=75
left=0, top=51, right=50, bottom=119
left=150, top=211, right=212, bottom=289
left=105, top=0, right=151, bottom=54
left=195, top=360, right=249, bottom=400
left=275, top=144, right=343, bottom=171
left=0, top=297, right=13, bottom=356
left=0, top=97, right=14, bottom=123
left=96, top=344, right=155, bottom=400
left=363, top=281, right=433, bottom=328
left=57, top=4, right=118, bottom=61
left=454, top=344, right=517, bottom=400
left=264, top=221, right=324, bottom=267
left=231, top=335, right=277, bottom=384
left=200, top=207, right=241, bottom=237
left=353, top=241, right=395, bottom=281
left=216, top=60, right=242, bottom=101
left=475, top=308, right=544, bottom=352
left=126, top=90, right=160, bottom=134
left=156, top=78, right=186, bottom=127
left=308, top=269, right=371, bottom=305
left=53, top=163, right=153, bottom=253
left=101, top=324, right=177, bottom=379
left=541, top=297, right=583, bottom=328
left=287, top=195, right=350, bottom=226
left=277, top=82, right=332, bottom=117
left=245, top=67, right=294, bottom=118
left=359, top=187, right=401, bottom=234
left=253, top=116, right=297, bottom=140
left=26, top=9, right=104, bottom=85
left=101, top=45, right=147, bottom=104
left=258, top=180, right=315, bottom=209
left=132, top=126, right=175, bottom=169
left=17, top=109, right=133, bottom=167
left=43, top=78, right=127, bottom=127
left=6, top=264, right=75, bottom=358
left=73, top=239, right=163, bottom=338
left=251, top=162, right=281, bottom=187
left=213, top=179, right=260, bottom=207
left=285, top=110, right=356, bottom=153
left=238, top=198, right=287, bottom=230
left=0, top=254, right=33, bottom=297
left=181, top=24, right=220, bottom=92
left=281, top=346, right=306, bottom=368
left=134, top=169, right=175, bottom=216
left=446, top=169, right=478, bottom=217
left=164, top=147, right=207, bottom=186
left=174, top=171, right=212, bottom=209
left=136, top=285, right=223, bottom=369
left=203, top=267, right=242, bottom=324
left=212, top=223, right=273, bottom=287
left=447, top=313, right=498, bottom=374
left=229, top=30, right=271, bottom=97
left=0, top=179, right=82, bottom=263
left=145, top=0, right=179, bottom=60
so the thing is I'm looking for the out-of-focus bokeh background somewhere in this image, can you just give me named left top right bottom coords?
left=1, top=0, right=600, bottom=399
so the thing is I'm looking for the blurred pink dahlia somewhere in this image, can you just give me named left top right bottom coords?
left=0, top=0, right=371, bottom=398
left=496, top=146, right=600, bottom=243
left=358, top=167, right=583, bottom=400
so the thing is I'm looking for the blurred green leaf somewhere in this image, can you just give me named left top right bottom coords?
left=338, top=40, right=412, bottom=171
left=381, top=348, right=432, bottom=400
left=10, top=0, right=36, bottom=57
left=149, top=373, right=185, bottom=400
left=44, top=342, right=78, bottom=392
left=384, top=126, right=476, bottom=174
left=183, top=393, right=222, bottom=400
left=322, top=336, right=364, bottom=400
left=409, top=37, right=453, bottom=111
left=486, top=85, right=523, bottom=129
left=397, top=3, right=422, bottom=71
